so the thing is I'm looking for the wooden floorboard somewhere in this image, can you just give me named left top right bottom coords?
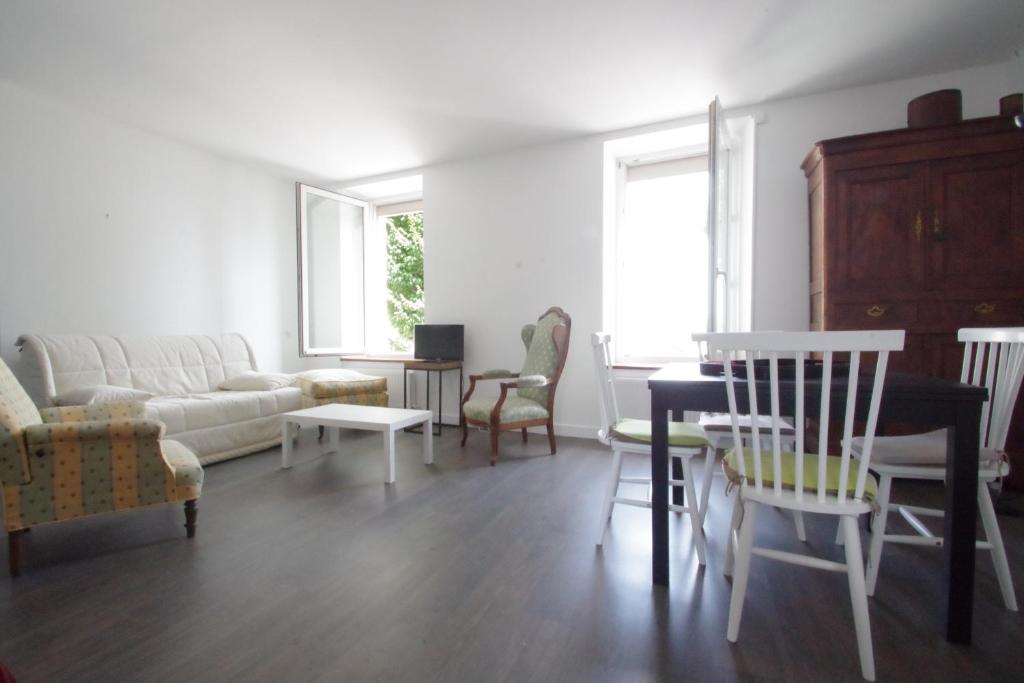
left=1, top=427, right=1022, bottom=682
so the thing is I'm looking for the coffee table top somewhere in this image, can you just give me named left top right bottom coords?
left=283, top=404, right=432, bottom=430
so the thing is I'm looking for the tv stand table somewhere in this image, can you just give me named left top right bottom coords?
left=403, top=360, right=463, bottom=436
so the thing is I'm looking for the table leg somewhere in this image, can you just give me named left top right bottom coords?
left=944, top=401, right=981, bottom=643
left=652, top=391, right=669, bottom=587
left=384, top=429, right=396, bottom=484
left=671, top=409, right=685, bottom=507
left=281, top=419, right=293, bottom=468
left=423, top=417, right=434, bottom=464
left=328, top=426, right=340, bottom=455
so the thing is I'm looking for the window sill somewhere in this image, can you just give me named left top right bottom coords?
left=339, top=354, right=415, bottom=363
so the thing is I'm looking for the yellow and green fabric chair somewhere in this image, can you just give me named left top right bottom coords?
left=460, top=307, right=571, bottom=465
left=0, top=357, right=203, bottom=575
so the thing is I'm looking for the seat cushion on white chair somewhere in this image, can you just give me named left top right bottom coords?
left=610, top=419, right=711, bottom=447
left=698, top=412, right=795, bottom=434
left=851, top=430, right=1005, bottom=470
left=723, top=448, right=878, bottom=502
left=463, top=396, right=549, bottom=423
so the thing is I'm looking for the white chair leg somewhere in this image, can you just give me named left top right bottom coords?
left=978, top=480, right=1018, bottom=611
left=596, top=450, right=623, bottom=547
left=681, top=458, right=706, bottom=566
left=865, top=473, right=893, bottom=597
left=793, top=511, right=807, bottom=542
left=723, top=494, right=743, bottom=577
left=698, top=445, right=717, bottom=528
left=835, top=519, right=845, bottom=545
left=726, top=499, right=759, bottom=642
left=842, top=515, right=876, bottom=681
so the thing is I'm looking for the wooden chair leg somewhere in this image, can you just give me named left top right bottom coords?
left=8, top=529, right=27, bottom=577
left=460, top=414, right=469, bottom=447
left=546, top=421, right=557, bottom=454
left=489, top=429, right=499, bottom=466
left=184, top=499, right=198, bottom=538
left=521, top=428, right=528, bottom=443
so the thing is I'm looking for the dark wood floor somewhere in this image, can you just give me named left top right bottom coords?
left=1, top=427, right=1022, bottom=682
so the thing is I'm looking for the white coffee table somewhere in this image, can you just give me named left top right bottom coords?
left=280, top=404, right=433, bottom=484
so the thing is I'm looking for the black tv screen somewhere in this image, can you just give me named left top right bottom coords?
left=414, top=324, right=464, bottom=361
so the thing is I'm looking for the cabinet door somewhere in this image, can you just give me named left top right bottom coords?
left=928, top=151, right=1024, bottom=290
left=832, top=164, right=927, bottom=293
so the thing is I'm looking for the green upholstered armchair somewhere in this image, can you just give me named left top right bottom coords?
left=460, top=307, right=571, bottom=465
left=0, top=357, right=203, bottom=575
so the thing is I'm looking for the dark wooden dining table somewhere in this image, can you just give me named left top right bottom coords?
left=648, top=362, right=987, bottom=644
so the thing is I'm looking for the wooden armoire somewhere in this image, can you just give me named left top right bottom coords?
left=802, top=96, right=1024, bottom=486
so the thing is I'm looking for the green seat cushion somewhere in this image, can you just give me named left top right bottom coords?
left=463, top=396, right=549, bottom=424
left=610, top=419, right=711, bottom=448
left=723, top=447, right=877, bottom=502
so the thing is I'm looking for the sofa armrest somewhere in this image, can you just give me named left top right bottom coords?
left=40, top=402, right=147, bottom=424
left=25, top=418, right=165, bottom=450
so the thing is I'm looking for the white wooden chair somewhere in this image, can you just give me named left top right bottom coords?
left=591, top=333, right=713, bottom=565
left=708, top=330, right=904, bottom=682
left=693, top=333, right=801, bottom=537
left=853, top=327, right=1022, bottom=610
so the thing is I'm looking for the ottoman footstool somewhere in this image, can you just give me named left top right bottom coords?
left=294, top=369, right=390, bottom=438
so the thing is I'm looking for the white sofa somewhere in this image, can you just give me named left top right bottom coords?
left=16, top=333, right=301, bottom=465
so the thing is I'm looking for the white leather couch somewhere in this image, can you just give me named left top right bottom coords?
left=16, top=333, right=301, bottom=465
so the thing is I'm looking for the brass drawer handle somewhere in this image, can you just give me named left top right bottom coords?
left=913, top=211, right=923, bottom=241
left=866, top=305, right=887, bottom=318
left=933, top=215, right=945, bottom=241
left=974, top=302, right=996, bottom=315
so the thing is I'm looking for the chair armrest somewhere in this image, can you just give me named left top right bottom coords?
left=40, top=402, right=147, bottom=424
left=470, top=369, right=520, bottom=381
left=25, top=418, right=165, bottom=450
left=500, top=374, right=550, bottom=389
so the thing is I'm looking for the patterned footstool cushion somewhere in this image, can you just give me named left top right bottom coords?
left=295, top=369, right=389, bottom=408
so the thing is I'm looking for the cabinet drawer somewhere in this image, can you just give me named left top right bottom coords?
left=830, top=301, right=917, bottom=328
left=920, top=299, right=1024, bottom=326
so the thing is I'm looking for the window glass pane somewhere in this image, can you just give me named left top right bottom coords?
left=384, top=212, right=424, bottom=351
left=305, top=193, right=364, bottom=350
left=617, top=169, right=708, bottom=359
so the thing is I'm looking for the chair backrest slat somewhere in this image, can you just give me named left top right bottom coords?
left=957, top=329, right=1024, bottom=452
left=817, top=350, right=832, bottom=503
left=590, top=333, right=620, bottom=443
left=794, top=351, right=805, bottom=502
left=703, top=331, right=904, bottom=505
left=836, top=351, right=861, bottom=504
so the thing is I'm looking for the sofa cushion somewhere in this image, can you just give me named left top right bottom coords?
left=218, top=371, right=295, bottom=392
left=18, top=334, right=257, bottom=402
left=146, top=388, right=302, bottom=435
left=54, top=384, right=154, bottom=406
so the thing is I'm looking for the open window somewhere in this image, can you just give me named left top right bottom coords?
left=296, top=178, right=425, bottom=356
left=296, top=183, right=369, bottom=356
left=602, top=99, right=755, bottom=364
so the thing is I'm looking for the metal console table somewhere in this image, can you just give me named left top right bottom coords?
left=403, top=360, right=464, bottom=436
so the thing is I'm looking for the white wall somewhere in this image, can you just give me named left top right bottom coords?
left=415, top=57, right=1022, bottom=434
left=0, top=80, right=294, bottom=391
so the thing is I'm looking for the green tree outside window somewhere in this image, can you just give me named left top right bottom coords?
left=385, top=212, right=424, bottom=350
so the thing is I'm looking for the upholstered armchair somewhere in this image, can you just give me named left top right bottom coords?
left=460, top=307, right=571, bottom=465
left=0, top=358, right=203, bottom=576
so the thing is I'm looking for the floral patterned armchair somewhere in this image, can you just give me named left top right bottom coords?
left=0, top=357, right=203, bottom=575
left=460, top=307, right=571, bottom=465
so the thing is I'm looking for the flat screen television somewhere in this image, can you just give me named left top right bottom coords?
left=414, top=324, right=464, bottom=361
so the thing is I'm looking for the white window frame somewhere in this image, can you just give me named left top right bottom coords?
left=602, top=114, right=755, bottom=365
left=296, top=183, right=369, bottom=357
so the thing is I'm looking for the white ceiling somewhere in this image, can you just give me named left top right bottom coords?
left=1, top=0, right=1021, bottom=182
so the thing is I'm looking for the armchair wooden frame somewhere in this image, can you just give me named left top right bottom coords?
left=460, top=307, right=571, bottom=465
